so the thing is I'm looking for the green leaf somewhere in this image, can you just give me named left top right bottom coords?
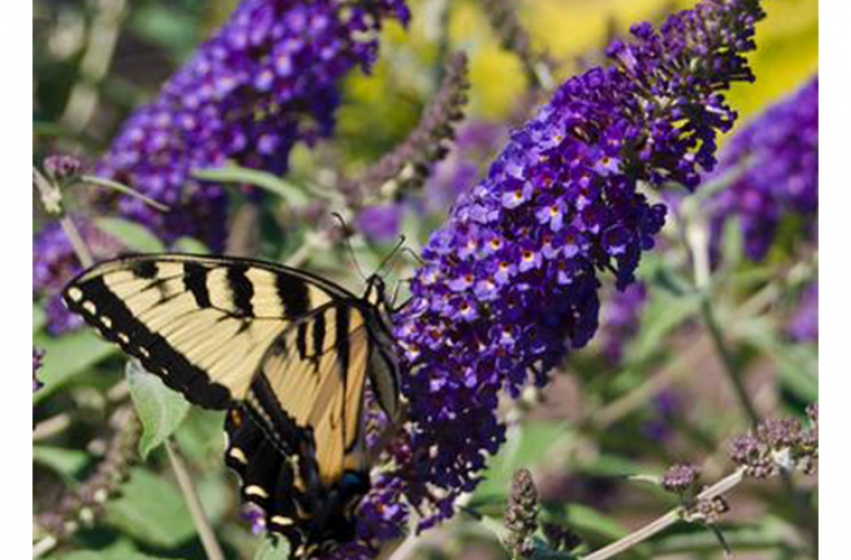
left=472, top=421, right=571, bottom=508
left=126, top=360, right=190, bottom=459
left=130, top=5, right=200, bottom=59
left=531, top=539, right=578, bottom=560
left=32, top=330, right=117, bottom=404
left=34, top=303, right=47, bottom=333
left=33, top=445, right=90, bottom=480
left=193, top=165, right=310, bottom=208
left=562, top=504, right=629, bottom=541
left=741, top=331, right=818, bottom=401
left=253, top=537, right=292, bottom=560
left=631, top=288, right=701, bottom=363
left=95, top=218, right=166, bottom=253
left=55, top=540, right=170, bottom=560
left=104, top=468, right=197, bottom=548
left=173, top=408, right=226, bottom=462
left=172, top=236, right=209, bottom=254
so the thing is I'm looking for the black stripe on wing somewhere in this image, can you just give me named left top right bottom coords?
left=183, top=261, right=212, bottom=308
left=63, top=275, right=233, bottom=409
left=227, top=264, right=255, bottom=317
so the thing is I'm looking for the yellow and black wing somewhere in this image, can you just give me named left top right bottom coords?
left=225, top=304, right=396, bottom=555
left=62, top=253, right=402, bottom=554
left=62, top=253, right=356, bottom=409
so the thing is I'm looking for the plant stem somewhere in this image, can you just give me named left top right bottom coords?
left=165, top=439, right=225, bottom=560
left=60, top=215, right=95, bottom=269
left=32, top=413, right=71, bottom=442
left=81, top=175, right=171, bottom=212
left=32, top=536, right=57, bottom=558
left=581, top=468, right=746, bottom=560
left=699, top=295, right=761, bottom=427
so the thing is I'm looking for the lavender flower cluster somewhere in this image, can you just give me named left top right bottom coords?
left=708, top=77, right=818, bottom=262
left=332, top=0, right=767, bottom=554
left=95, top=0, right=409, bottom=248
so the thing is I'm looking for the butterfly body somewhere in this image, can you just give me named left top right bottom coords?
left=63, top=254, right=402, bottom=555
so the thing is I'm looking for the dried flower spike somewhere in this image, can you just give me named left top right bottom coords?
left=44, top=154, right=83, bottom=184
left=661, top=464, right=702, bottom=497
left=504, top=468, right=539, bottom=559
left=729, top=407, right=818, bottom=478
left=480, top=0, right=554, bottom=90
left=36, top=406, right=140, bottom=541
left=345, top=52, right=470, bottom=210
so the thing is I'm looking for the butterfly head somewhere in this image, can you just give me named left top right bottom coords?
left=363, top=274, right=389, bottom=309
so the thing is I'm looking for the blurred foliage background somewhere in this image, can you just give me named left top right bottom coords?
left=33, top=1, right=818, bottom=559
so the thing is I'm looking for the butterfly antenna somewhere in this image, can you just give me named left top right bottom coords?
left=400, top=246, right=425, bottom=266
left=373, top=235, right=407, bottom=278
left=331, top=212, right=367, bottom=282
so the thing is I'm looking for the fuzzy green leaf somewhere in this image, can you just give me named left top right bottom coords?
left=34, top=303, right=47, bottom=333
left=33, top=445, right=90, bottom=481
left=32, top=329, right=116, bottom=404
left=126, top=360, right=190, bottom=459
left=253, top=537, right=292, bottom=560
left=103, top=468, right=197, bottom=548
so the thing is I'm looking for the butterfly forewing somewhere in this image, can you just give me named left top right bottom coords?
left=62, top=254, right=353, bottom=408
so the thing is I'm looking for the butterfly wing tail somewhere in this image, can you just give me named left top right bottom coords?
left=224, top=405, right=370, bottom=557
left=224, top=407, right=310, bottom=550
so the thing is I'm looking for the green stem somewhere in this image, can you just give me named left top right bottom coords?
left=165, top=440, right=226, bottom=560
left=81, top=175, right=171, bottom=212
left=698, top=295, right=761, bottom=427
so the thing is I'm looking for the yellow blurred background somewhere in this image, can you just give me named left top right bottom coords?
left=341, top=0, right=817, bottom=148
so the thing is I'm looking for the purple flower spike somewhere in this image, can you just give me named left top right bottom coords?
left=708, top=77, right=818, bottom=261
left=95, top=0, right=408, bottom=248
left=326, top=1, right=766, bottom=555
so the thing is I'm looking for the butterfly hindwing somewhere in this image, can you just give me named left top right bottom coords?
left=62, top=254, right=352, bottom=409
left=224, top=305, right=378, bottom=555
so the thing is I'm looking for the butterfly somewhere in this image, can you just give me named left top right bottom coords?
left=63, top=253, right=403, bottom=557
